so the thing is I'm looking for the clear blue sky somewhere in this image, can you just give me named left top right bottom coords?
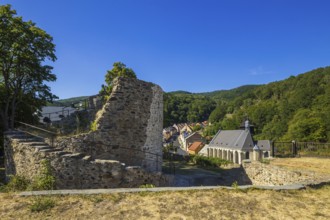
left=2, top=0, right=330, bottom=99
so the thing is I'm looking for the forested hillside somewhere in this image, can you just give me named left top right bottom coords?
left=164, top=93, right=216, bottom=127
left=165, top=67, right=330, bottom=142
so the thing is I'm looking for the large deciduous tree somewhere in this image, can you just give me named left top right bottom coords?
left=0, top=5, right=57, bottom=130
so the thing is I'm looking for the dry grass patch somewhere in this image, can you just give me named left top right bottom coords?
left=0, top=186, right=330, bottom=219
left=271, top=157, right=330, bottom=175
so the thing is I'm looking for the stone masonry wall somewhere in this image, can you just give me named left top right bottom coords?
left=242, top=161, right=318, bottom=186
left=4, top=131, right=171, bottom=189
left=55, top=77, right=163, bottom=172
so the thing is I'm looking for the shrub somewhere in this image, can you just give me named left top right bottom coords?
left=139, top=184, right=155, bottom=188
left=231, top=181, right=239, bottom=189
left=90, top=120, right=98, bottom=131
left=1, top=160, right=55, bottom=192
left=0, top=175, right=30, bottom=192
left=30, top=159, right=55, bottom=190
left=190, top=155, right=230, bottom=168
left=260, top=159, right=270, bottom=164
left=29, top=196, right=55, bottom=212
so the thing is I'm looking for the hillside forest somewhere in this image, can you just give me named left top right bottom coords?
left=164, top=67, right=330, bottom=142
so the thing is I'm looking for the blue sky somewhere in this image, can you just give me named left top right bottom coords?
left=2, top=0, right=330, bottom=99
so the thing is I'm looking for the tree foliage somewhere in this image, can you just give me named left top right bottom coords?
left=100, top=62, right=137, bottom=99
left=164, top=93, right=216, bottom=127
left=166, top=66, right=330, bottom=142
left=0, top=5, right=57, bottom=130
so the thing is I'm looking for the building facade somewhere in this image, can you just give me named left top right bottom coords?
left=204, top=121, right=270, bottom=164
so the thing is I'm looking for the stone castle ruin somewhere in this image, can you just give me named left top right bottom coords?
left=4, top=77, right=170, bottom=189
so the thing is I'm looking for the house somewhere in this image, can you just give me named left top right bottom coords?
left=203, top=120, right=270, bottom=164
left=183, top=132, right=203, bottom=151
left=39, top=106, right=77, bottom=123
left=163, top=130, right=171, bottom=142
left=163, top=126, right=180, bottom=143
left=175, top=123, right=186, bottom=134
left=181, top=124, right=193, bottom=134
left=188, top=141, right=204, bottom=155
left=201, top=121, right=209, bottom=128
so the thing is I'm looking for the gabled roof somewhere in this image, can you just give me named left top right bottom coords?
left=188, top=141, right=204, bottom=152
left=257, top=140, right=271, bottom=151
left=185, top=132, right=202, bottom=141
left=209, top=129, right=254, bottom=150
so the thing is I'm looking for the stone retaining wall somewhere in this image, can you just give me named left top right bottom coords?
left=242, top=161, right=317, bottom=185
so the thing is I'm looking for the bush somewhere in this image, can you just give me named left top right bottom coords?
left=90, top=120, right=98, bottom=131
left=190, top=155, right=230, bottom=168
left=30, top=159, right=55, bottom=190
left=0, top=175, right=30, bottom=192
left=1, top=159, right=55, bottom=192
left=29, top=196, right=55, bottom=212
left=260, top=159, right=270, bottom=164
left=139, top=184, right=155, bottom=188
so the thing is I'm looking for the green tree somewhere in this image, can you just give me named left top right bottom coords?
left=285, top=109, right=327, bottom=142
left=208, top=104, right=226, bottom=123
left=163, top=93, right=216, bottom=126
left=0, top=5, right=57, bottom=130
left=100, top=62, right=137, bottom=99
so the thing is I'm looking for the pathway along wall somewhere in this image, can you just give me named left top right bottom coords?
left=4, top=77, right=167, bottom=189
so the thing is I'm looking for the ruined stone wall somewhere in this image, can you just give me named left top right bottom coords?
left=56, top=77, right=163, bottom=172
left=4, top=131, right=171, bottom=189
left=3, top=77, right=165, bottom=189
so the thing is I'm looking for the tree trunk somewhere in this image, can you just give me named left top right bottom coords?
left=0, top=110, right=9, bottom=131
left=9, top=98, right=16, bottom=129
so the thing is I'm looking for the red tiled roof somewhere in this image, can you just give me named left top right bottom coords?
left=188, top=141, right=204, bottom=152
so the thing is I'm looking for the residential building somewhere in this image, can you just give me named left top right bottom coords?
left=188, top=141, right=205, bottom=155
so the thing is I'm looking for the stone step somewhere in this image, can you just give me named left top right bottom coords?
left=4, top=130, right=24, bottom=136
left=33, top=145, right=53, bottom=150
left=39, top=148, right=59, bottom=153
left=6, top=134, right=31, bottom=140
left=60, top=153, right=85, bottom=159
left=19, top=139, right=45, bottom=143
